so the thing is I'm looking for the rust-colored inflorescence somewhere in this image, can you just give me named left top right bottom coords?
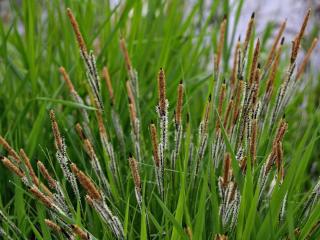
left=59, top=66, right=75, bottom=92
left=129, top=156, right=141, bottom=191
left=126, top=81, right=136, bottom=110
left=120, top=38, right=132, bottom=72
left=102, top=66, right=115, bottom=105
left=71, top=224, right=89, bottom=240
left=75, top=123, right=86, bottom=141
left=291, top=9, right=311, bottom=64
left=37, top=161, right=57, bottom=189
left=66, top=8, right=88, bottom=56
left=275, top=141, right=284, bottom=182
left=265, top=20, right=286, bottom=69
left=50, top=110, right=64, bottom=152
left=83, top=139, right=96, bottom=160
left=274, top=119, right=288, bottom=145
left=231, top=38, right=241, bottom=87
left=1, top=156, right=24, bottom=178
left=71, top=163, right=101, bottom=200
left=215, top=17, right=227, bottom=73
left=243, top=12, right=255, bottom=57
left=157, top=68, right=167, bottom=116
left=150, top=123, right=160, bottom=167
left=20, top=149, right=38, bottom=185
left=265, top=40, right=283, bottom=98
left=216, top=84, right=226, bottom=131
left=222, top=153, right=231, bottom=187
left=250, top=119, right=257, bottom=165
left=233, top=80, right=244, bottom=125
left=249, top=39, right=260, bottom=86
left=95, top=110, right=108, bottom=140
left=45, top=219, right=62, bottom=233
left=0, top=136, right=20, bottom=163
left=215, top=234, right=229, bottom=240
left=29, top=186, right=53, bottom=209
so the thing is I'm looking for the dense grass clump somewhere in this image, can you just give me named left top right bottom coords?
left=0, top=1, right=319, bottom=240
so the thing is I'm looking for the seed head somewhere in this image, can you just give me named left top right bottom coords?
left=291, top=9, right=311, bottom=63
left=1, top=156, right=24, bottom=178
left=158, top=68, right=167, bottom=116
left=0, top=136, right=20, bottom=163
left=150, top=124, right=160, bottom=167
left=102, top=66, right=115, bottom=105
left=29, top=186, right=53, bottom=209
left=66, top=8, right=87, bottom=55
left=71, top=224, right=89, bottom=240
left=215, top=17, right=227, bottom=73
left=222, top=153, right=231, bottom=187
left=45, top=219, right=61, bottom=233
left=75, top=123, right=86, bottom=141
left=129, top=156, right=141, bottom=191
left=120, top=38, right=132, bottom=71
left=265, top=20, right=286, bottom=69
left=20, top=149, right=38, bottom=185
left=243, top=12, right=255, bottom=56
left=49, top=110, right=63, bottom=152
left=37, top=161, right=57, bottom=189
left=59, top=66, right=75, bottom=92
left=71, top=163, right=101, bottom=200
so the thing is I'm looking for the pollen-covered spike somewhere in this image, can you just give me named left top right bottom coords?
left=216, top=83, right=226, bottom=131
left=175, top=81, right=184, bottom=126
left=215, top=17, right=227, bottom=73
left=29, top=186, right=53, bottom=209
left=102, top=66, right=115, bottom=105
left=1, top=157, right=24, bottom=178
left=291, top=9, right=311, bottom=63
left=20, top=149, right=38, bottom=185
left=0, top=136, right=20, bottom=164
left=66, top=8, right=87, bottom=55
left=222, top=153, right=231, bottom=187
left=126, top=81, right=135, bottom=109
left=223, top=99, right=233, bottom=129
left=45, top=219, right=62, bottom=233
left=249, top=38, right=260, bottom=86
left=120, top=38, right=132, bottom=71
left=71, top=224, right=90, bottom=240
left=250, top=119, right=257, bottom=165
left=233, top=80, right=244, bottom=125
left=243, top=12, right=255, bottom=56
left=37, top=161, right=57, bottom=189
left=71, top=163, right=102, bottom=200
left=265, top=45, right=282, bottom=97
left=157, top=68, right=167, bottom=116
left=49, top=110, right=63, bottom=152
left=231, top=39, right=241, bottom=87
left=128, top=156, right=141, bottom=191
left=275, top=141, right=284, bottom=182
left=129, top=103, right=137, bottom=133
left=150, top=124, right=160, bottom=167
left=59, top=66, right=75, bottom=92
left=96, top=109, right=108, bottom=141
left=274, top=119, right=288, bottom=144
left=75, top=123, right=86, bottom=141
